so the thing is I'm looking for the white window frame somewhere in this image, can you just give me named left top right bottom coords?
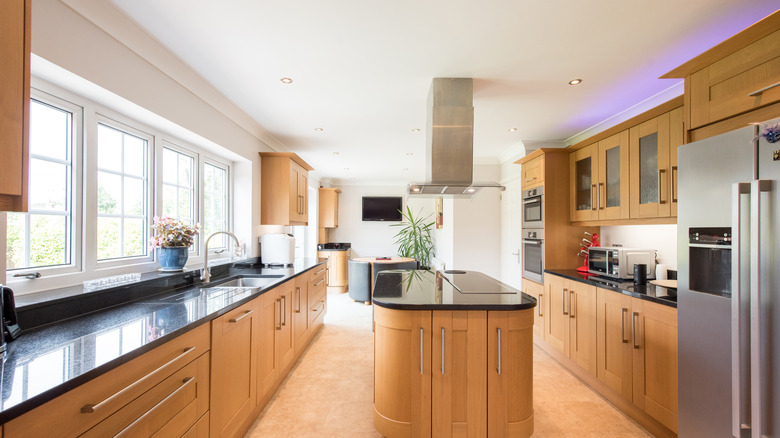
left=157, top=141, right=199, bottom=254
left=200, top=158, right=232, bottom=257
left=93, top=114, right=155, bottom=268
left=7, top=90, right=84, bottom=278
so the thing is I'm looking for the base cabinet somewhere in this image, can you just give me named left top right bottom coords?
left=317, top=250, right=349, bottom=292
left=374, top=306, right=533, bottom=438
left=292, top=272, right=311, bottom=356
left=522, top=280, right=545, bottom=340
left=544, top=275, right=597, bottom=375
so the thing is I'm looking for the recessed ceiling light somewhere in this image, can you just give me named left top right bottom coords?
left=466, top=188, right=475, bottom=193
left=314, top=128, right=323, bottom=132
left=344, top=167, right=349, bottom=171
left=406, top=152, right=414, bottom=156
left=332, top=152, right=339, bottom=155
left=403, top=168, right=409, bottom=171
left=412, top=128, right=421, bottom=132
left=568, top=78, right=582, bottom=85
left=508, top=128, right=518, bottom=132
left=280, top=77, right=293, bottom=84
left=412, top=186, right=421, bottom=192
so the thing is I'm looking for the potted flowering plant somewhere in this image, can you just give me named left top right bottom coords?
left=149, top=216, right=200, bottom=272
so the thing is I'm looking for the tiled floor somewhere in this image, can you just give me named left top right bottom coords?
left=245, top=293, right=651, bottom=437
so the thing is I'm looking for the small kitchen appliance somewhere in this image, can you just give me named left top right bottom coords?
left=0, top=286, right=20, bottom=353
left=587, top=247, right=656, bottom=280
left=260, top=233, right=295, bottom=266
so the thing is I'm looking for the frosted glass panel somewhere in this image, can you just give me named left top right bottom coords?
left=639, top=133, right=658, bottom=204
left=605, top=146, right=621, bottom=207
left=575, top=157, right=592, bottom=211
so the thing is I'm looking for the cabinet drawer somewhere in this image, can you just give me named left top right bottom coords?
left=521, top=156, right=544, bottom=188
left=5, top=323, right=210, bottom=438
left=81, top=352, right=209, bottom=437
left=309, top=295, right=327, bottom=327
left=690, top=29, right=780, bottom=128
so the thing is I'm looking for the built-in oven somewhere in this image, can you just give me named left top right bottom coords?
left=521, top=229, right=544, bottom=284
left=522, top=186, right=543, bottom=229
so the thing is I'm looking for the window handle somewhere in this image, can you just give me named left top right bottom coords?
left=13, top=272, right=41, bottom=279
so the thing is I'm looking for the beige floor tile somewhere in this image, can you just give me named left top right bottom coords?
left=245, top=293, right=650, bottom=437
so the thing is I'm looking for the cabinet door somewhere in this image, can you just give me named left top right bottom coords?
left=570, top=144, right=598, bottom=221
left=544, top=276, right=567, bottom=354
left=211, top=301, right=257, bottom=438
left=257, top=289, right=280, bottom=401
left=567, top=282, right=597, bottom=375
left=0, top=0, right=29, bottom=211
left=630, top=114, right=671, bottom=218
left=521, top=156, right=544, bottom=189
left=289, top=162, right=301, bottom=222
left=596, top=288, right=633, bottom=400
left=330, top=250, right=349, bottom=288
left=523, top=280, right=545, bottom=339
left=373, top=306, right=432, bottom=438
left=276, top=281, right=295, bottom=373
left=298, top=169, right=308, bottom=223
left=631, top=299, right=678, bottom=433
left=597, top=131, right=630, bottom=220
left=292, top=274, right=310, bottom=356
left=487, top=310, right=534, bottom=437
left=669, top=107, right=683, bottom=217
left=432, top=311, right=487, bottom=438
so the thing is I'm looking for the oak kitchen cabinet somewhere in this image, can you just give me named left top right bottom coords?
left=522, top=279, right=545, bottom=339
left=210, top=300, right=258, bottom=438
left=374, top=306, right=534, bottom=438
left=257, top=281, right=295, bottom=406
left=595, top=287, right=678, bottom=432
left=520, top=154, right=544, bottom=189
left=570, top=130, right=630, bottom=222
left=259, top=152, right=313, bottom=226
left=292, top=271, right=311, bottom=356
left=0, top=0, right=30, bottom=212
left=317, top=249, right=349, bottom=293
left=318, top=187, right=341, bottom=228
left=544, top=274, right=598, bottom=375
left=308, top=265, right=328, bottom=331
left=4, top=324, right=211, bottom=438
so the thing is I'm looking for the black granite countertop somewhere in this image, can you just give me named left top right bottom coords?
left=372, top=270, right=537, bottom=311
left=544, top=269, right=677, bottom=308
left=0, top=258, right=325, bottom=424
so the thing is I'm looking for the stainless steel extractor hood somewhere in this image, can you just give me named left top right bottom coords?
left=408, top=78, right=505, bottom=197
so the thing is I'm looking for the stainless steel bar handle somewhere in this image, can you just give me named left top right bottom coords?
left=281, top=295, right=287, bottom=326
left=750, top=180, right=771, bottom=438
left=276, top=298, right=282, bottom=330
left=591, top=184, right=597, bottom=210
left=420, top=328, right=424, bottom=375
left=538, top=294, right=543, bottom=317
left=314, top=279, right=326, bottom=287
left=81, top=347, right=196, bottom=413
left=114, top=377, right=195, bottom=437
left=632, top=312, right=640, bottom=349
left=295, top=287, right=301, bottom=313
left=748, top=81, right=780, bottom=96
left=671, top=166, right=678, bottom=203
left=658, top=169, right=667, bottom=204
left=598, top=182, right=604, bottom=210
left=569, top=290, right=575, bottom=319
left=315, top=267, right=327, bottom=276
left=441, top=328, right=445, bottom=375
left=229, top=310, right=253, bottom=323
left=732, top=182, right=752, bottom=437
left=524, top=176, right=537, bottom=183
left=497, top=328, right=502, bottom=375
left=621, top=308, right=629, bottom=343
left=562, top=288, right=568, bottom=315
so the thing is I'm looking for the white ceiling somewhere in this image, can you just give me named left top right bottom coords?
left=104, top=0, right=779, bottom=184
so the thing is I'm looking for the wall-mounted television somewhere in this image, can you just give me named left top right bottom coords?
left=362, top=196, right=403, bottom=221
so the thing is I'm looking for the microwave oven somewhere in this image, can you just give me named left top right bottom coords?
left=587, top=247, right=656, bottom=280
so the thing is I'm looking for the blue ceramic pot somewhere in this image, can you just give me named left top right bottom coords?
left=156, top=246, right=189, bottom=271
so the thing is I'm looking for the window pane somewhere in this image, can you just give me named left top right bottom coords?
left=30, top=101, right=69, bottom=161
left=162, top=149, right=177, bottom=184
left=30, top=159, right=67, bottom=211
left=179, top=155, right=193, bottom=187
left=123, top=219, right=145, bottom=257
left=123, top=135, right=145, bottom=177
left=123, top=177, right=144, bottom=216
left=98, top=171, right=121, bottom=215
left=178, top=188, right=192, bottom=221
left=29, top=215, right=67, bottom=267
left=6, top=213, right=27, bottom=270
left=97, top=125, right=122, bottom=172
left=162, top=185, right=177, bottom=217
left=97, top=217, right=121, bottom=260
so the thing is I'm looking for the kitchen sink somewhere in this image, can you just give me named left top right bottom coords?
left=209, top=275, right=284, bottom=289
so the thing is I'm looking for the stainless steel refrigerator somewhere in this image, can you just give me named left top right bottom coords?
left=678, top=118, right=780, bottom=438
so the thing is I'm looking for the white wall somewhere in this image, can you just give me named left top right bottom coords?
left=329, top=185, right=434, bottom=259
left=598, top=224, right=678, bottom=270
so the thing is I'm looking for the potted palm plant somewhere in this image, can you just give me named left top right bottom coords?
left=390, top=206, right=435, bottom=269
left=149, top=216, right=200, bottom=272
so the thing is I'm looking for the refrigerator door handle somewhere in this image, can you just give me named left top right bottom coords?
left=732, top=182, right=752, bottom=438
left=750, top=179, right=772, bottom=438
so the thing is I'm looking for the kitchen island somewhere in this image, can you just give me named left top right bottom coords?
left=372, top=269, right=536, bottom=438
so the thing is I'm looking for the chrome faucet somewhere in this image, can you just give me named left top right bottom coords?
left=201, top=231, right=242, bottom=284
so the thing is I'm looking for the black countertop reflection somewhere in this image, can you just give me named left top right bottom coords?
left=544, top=269, right=677, bottom=308
left=372, top=270, right=537, bottom=310
left=0, top=258, right=325, bottom=424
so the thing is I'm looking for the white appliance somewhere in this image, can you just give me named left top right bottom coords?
left=260, top=233, right=295, bottom=265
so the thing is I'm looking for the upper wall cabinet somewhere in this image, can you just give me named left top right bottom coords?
left=259, top=153, right=314, bottom=226
left=318, top=188, right=341, bottom=228
left=0, top=0, right=30, bottom=212
left=521, top=155, right=544, bottom=189
left=662, top=10, right=780, bottom=141
left=570, top=131, right=631, bottom=222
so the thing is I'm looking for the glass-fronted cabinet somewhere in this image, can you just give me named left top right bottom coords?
left=570, top=144, right=597, bottom=221
left=597, top=131, right=630, bottom=220
left=630, top=113, right=672, bottom=218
